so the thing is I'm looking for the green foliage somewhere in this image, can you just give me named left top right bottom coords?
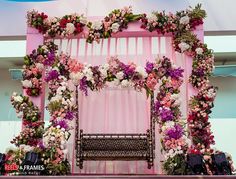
left=163, top=154, right=187, bottom=175
left=190, top=4, right=207, bottom=19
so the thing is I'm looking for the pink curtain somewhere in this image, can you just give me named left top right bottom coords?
left=53, top=36, right=189, bottom=174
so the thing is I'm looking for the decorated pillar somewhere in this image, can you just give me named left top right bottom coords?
left=23, top=27, right=45, bottom=124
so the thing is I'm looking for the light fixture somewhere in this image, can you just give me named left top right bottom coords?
left=0, top=153, right=6, bottom=175
left=211, top=153, right=232, bottom=175
left=186, top=154, right=207, bottom=175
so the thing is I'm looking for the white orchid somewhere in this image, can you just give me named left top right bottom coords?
left=178, top=42, right=190, bottom=52
left=91, top=21, right=103, bottom=30
left=195, top=47, right=204, bottom=55
left=179, top=15, right=190, bottom=25
left=66, top=23, right=75, bottom=34
left=22, top=80, right=33, bottom=88
left=111, top=23, right=120, bottom=33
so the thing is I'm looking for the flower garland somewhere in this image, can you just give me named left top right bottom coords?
left=10, top=93, right=43, bottom=147
left=69, top=56, right=150, bottom=95
left=22, top=41, right=58, bottom=96
left=152, top=57, right=191, bottom=174
left=188, top=85, right=217, bottom=152
left=42, top=52, right=76, bottom=174
left=26, top=4, right=213, bottom=93
left=86, top=6, right=141, bottom=43
left=27, top=10, right=87, bottom=37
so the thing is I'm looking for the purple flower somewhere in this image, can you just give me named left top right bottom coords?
left=194, top=68, right=204, bottom=76
left=160, top=108, right=174, bottom=122
left=45, top=70, right=59, bottom=82
left=80, top=76, right=88, bottom=96
left=168, top=68, right=184, bottom=79
left=43, top=51, right=55, bottom=66
left=154, top=101, right=161, bottom=114
left=54, top=119, right=69, bottom=130
left=65, top=111, right=74, bottom=120
left=120, top=63, right=135, bottom=77
left=145, top=62, right=154, bottom=73
left=37, top=141, right=45, bottom=150
left=165, top=124, right=183, bottom=140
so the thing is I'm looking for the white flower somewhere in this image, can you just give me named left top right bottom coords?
left=14, top=95, right=23, bottom=103
left=50, top=136, right=55, bottom=141
left=22, top=80, right=33, bottom=88
left=111, top=23, right=120, bottom=33
left=41, top=45, right=48, bottom=52
left=70, top=72, right=84, bottom=85
left=121, top=79, right=130, bottom=88
left=66, top=23, right=75, bottom=34
left=179, top=16, right=190, bottom=25
left=170, top=93, right=179, bottom=101
left=79, top=16, right=87, bottom=24
left=50, top=95, right=62, bottom=102
left=147, top=13, right=157, bottom=23
left=116, top=71, right=124, bottom=80
left=91, top=21, right=103, bottom=30
left=178, top=42, right=190, bottom=52
left=19, top=144, right=33, bottom=152
left=161, top=121, right=175, bottom=131
left=83, top=66, right=93, bottom=81
left=195, top=47, right=203, bottom=55
left=136, top=66, right=148, bottom=78
left=36, top=63, right=44, bottom=71
left=100, top=69, right=108, bottom=78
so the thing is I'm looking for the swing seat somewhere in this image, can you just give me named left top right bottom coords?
left=77, top=130, right=154, bottom=169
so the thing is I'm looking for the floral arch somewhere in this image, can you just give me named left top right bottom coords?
left=7, top=4, right=234, bottom=175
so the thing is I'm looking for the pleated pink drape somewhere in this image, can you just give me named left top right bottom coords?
left=53, top=36, right=189, bottom=174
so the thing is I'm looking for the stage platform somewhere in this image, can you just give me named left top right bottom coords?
left=0, top=175, right=236, bottom=179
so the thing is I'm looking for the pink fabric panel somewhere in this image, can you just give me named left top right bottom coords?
left=56, top=28, right=203, bottom=174
left=25, top=27, right=45, bottom=123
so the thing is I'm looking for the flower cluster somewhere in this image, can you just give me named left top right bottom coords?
left=10, top=93, right=43, bottom=146
left=69, top=56, right=151, bottom=95
left=141, top=4, right=212, bottom=89
left=188, top=86, right=217, bottom=152
left=86, top=6, right=141, bottom=43
left=141, top=4, right=206, bottom=34
left=27, top=10, right=87, bottom=37
left=4, top=146, right=34, bottom=175
left=152, top=57, right=190, bottom=174
left=27, top=9, right=48, bottom=33
left=22, top=41, right=58, bottom=96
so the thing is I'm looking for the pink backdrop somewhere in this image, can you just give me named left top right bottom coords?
left=26, top=23, right=203, bottom=174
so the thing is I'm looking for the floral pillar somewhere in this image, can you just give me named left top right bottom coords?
left=186, top=24, right=204, bottom=104
left=24, top=27, right=45, bottom=124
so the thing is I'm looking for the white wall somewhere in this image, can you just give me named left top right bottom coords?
left=0, top=69, right=22, bottom=121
